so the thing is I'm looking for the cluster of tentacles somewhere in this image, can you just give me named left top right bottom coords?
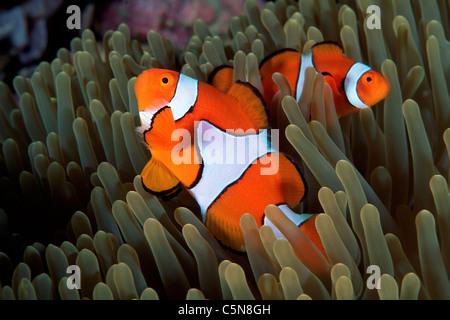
left=0, top=0, right=449, bottom=300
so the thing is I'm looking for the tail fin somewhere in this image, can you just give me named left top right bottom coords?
left=298, top=214, right=326, bottom=257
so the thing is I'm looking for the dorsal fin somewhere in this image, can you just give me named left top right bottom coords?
left=208, top=65, right=234, bottom=93
left=226, top=80, right=270, bottom=130
left=258, top=49, right=302, bottom=117
left=311, top=41, right=345, bottom=75
left=311, top=41, right=343, bottom=58
left=259, top=48, right=300, bottom=73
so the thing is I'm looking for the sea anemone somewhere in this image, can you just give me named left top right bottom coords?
left=0, top=0, right=449, bottom=300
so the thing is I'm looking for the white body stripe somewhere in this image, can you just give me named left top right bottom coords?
left=277, top=204, right=314, bottom=226
left=295, top=52, right=314, bottom=101
left=263, top=215, right=286, bottom=240
left=190, top=120, right=275, bottom=220
left=169, top=74, right=199, bottom=120
left=344, top=62, right=371, bottom=109
left=263, top=205, right=314, bottom=239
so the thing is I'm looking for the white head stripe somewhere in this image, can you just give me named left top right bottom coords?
left=295, top=52, right=314, bottom=101
left=169, top=74, right=198, bottom=120
left=344, top=62, right=371, bottom=109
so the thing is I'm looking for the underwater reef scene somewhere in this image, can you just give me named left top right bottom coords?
left=0, top=0, right=449, bottom=300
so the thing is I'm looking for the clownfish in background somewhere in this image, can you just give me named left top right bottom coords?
left=210, top=41, right=390, bottom=123
left=135, top=69, right=323, bottom=253
left=259, top=41, right=390, bottom=120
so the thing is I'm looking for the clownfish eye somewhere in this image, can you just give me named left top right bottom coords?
left=159, top=73, right=174, bottom=87
left=365, top=76, right=373, bottom=83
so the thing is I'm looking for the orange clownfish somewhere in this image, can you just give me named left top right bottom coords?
left=209, top=41, right=389, bottom=122
left=135, top=69, right=321, bottom=252
left=259, top=41, right=390, bottom=119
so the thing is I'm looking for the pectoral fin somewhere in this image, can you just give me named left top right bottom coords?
left=141, top=156, right=181, bottom=198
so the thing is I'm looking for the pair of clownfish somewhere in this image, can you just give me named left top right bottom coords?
left=135, top=41, right=389, bottom=253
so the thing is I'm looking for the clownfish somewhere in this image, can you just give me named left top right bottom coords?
left=210, top=41, right=390, bottom=122
left=135, top=69, right=322, bottom=252
left=135, top=68, right=269, bottom=198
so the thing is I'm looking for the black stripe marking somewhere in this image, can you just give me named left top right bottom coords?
left=170, top=73, right=182, bottom=104
left=171, top=74, right=199, bottom=121
left=186, top=162, right=204, bottom=189
left=341, top=61, right=357, bottom=105
left=203, top=154, right=266, bottom=214
left=259, top=48, right=299, bottom=70
left=260, top=49, right=302, bottom=100
left=213, top=236, right=248, bottom=255
left=341, top=78, right=346, bottom=96
left=141, top=177, right=182, bottom=200
left=204, top=150, right=308, bottom=214
left=143, top=105, right=171, bottom=137
left=310, top=41, right=342, bottom=76
left=173, top=75, right=199, bottom=123
left=312, top=40, right=343, bottom=50
left=186, top=118, right=272, bottom=189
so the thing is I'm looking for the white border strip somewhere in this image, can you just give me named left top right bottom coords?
left=344, top=62, right=371, bottom=109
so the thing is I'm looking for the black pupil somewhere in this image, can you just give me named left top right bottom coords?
left=366, top=76, right=372, bottom=82
left=162, top=77, right=169, bottom=84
